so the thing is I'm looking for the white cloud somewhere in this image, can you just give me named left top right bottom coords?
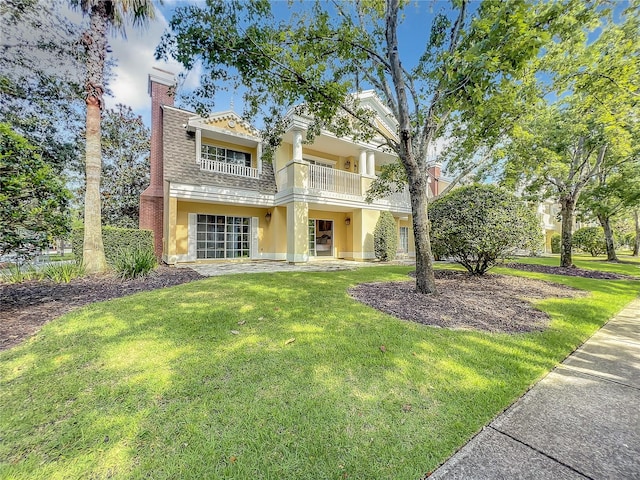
left=105, top=10, right=190, bottom=115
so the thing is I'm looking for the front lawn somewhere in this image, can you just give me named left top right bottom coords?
left=1, top=265, right=638, bottom=479
left=509, top=253, right=640, bottom=277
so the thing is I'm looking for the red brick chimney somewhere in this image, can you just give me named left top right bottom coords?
left=140, top=68, right=175, bottom=259
left=428, top=163, right=441, bottom=197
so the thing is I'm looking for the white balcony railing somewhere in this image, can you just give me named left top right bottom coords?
left=200, top=159, right=259, bottom=178
left=384, top=186, right=411, bottom=207
left=309, top=164, right=361, bottom=196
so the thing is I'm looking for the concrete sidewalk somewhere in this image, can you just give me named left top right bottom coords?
left=429, top=298, right=640, bottom=480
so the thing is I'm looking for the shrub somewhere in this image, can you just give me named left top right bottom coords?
left=429, top=184, right=542, bottom=275
left=1, top=263, right=42, bottom=284
left=71, top=227, right=154, bottom=266
left=112, top=246, right=157, bottom=279
left=42, top=262, right=85, bottom=283
left=573, top=227, right=606, bottom=256
left=374, top=211, right=398, bottom=261
left=551, top=234, right=562, bottom=254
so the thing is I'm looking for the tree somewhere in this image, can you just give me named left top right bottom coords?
left=0, top=123, right=71, bottom=257
left=504, top=4, right=639, bottom=267
left=72, top=0, right=156, bottom=274
left=573, top=227, right=607, bottom=257
left=633, top=209, right=640, bottom=257
left=101, top=104, right=150, bottom=227
left=373, top=211, right=398, bottom=261
left=1, top=0, right=85, bottom=181
left=578, top=158, right=640, bottom=261
left=158, top=0, right=574, bottom=294
left=428, top=185, right=541, bottom=275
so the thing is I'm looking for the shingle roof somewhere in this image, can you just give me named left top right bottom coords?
left=163, top=107, right=277, bottom=194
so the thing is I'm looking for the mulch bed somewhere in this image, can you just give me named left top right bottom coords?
left=0, top=266, right=203, bottom=351
left=2, top=261, right=628, bottom=351
left=349, top=269, right=587, bottom=333
left=504, top=262, right=639, bottom=280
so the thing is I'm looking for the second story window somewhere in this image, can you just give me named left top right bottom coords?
left=201, top=145, right=251, bottom=167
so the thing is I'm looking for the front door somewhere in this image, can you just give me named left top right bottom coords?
left=308, top=219, right=333, bottom=257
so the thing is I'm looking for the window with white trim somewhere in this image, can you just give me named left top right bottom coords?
left=306, top=158, right=334, bottom=168
left=201, top=145, right=251, bottom=167
left=399, top=226, right=409, bottom=254
left=196, top=215, right=250, bottom=259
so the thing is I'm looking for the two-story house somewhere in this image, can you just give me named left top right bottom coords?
left=140, top=68, right=442, bottom=264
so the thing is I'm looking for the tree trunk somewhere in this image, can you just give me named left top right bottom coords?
left=633, top=209, right=640, bottom=257
left=83, top=97, right=107, bottom=273
left=81, top=4, right=108, bottom=274
left=597, top=213, right=618, bottom=262
left=408, top=167, right=437, bottom=294
left=385, top=0, right=437, bottom=294
left=559, top=196, right=575, bottom=267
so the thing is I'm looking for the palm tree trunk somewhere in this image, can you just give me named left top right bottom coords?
left=81, top=3, right=108, bottom=274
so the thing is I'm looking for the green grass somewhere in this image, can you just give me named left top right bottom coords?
left=510, top=253, right=640, bottom=277
left=1, top=265, right=638, bottom=479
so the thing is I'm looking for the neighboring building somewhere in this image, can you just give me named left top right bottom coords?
left=538, top=199, right=562, bottom=253
left=140, top=69, right=443, bottom=264
left=537, top=199, right=596, bottom=253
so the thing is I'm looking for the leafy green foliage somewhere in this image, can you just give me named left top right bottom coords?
left=71, top=227, right=154, bottom=266
left=373, top=211, right=398, bottom=261
left=112, top=246, right=157, bottom=279
left=551, top=234, right=562, bottom=254
left=42, top=262, right=85, bottom=283
left=573, top=227, right=607, bottom=257
left=0, top=263, right=42, bottom=284
left=100, top=104, right=150, bottom=228
left=503, top=4, right=639, bottom=267
left=429, top=185, right=542, bottom=275
left=0, top=123, right=72, bottom=257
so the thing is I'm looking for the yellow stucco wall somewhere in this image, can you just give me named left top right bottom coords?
left=308, top=210, right=350, bottom=258
left=205, top=117, right=255, bottom=137
left=175, top=200, right=283, bottom=256
left=274, top=142, right=292, bottom=173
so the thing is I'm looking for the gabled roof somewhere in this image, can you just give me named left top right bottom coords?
left=284, top=89, right=399, bottom=144
left=186, top=110, right=261, bottom=145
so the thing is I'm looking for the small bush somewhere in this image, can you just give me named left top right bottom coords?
left=42, top=262, right=85, bottom=283
left=112, top=246, right=157, bottom=279
left=573, top=227, right=606, bottom=256
left=551, top=234, right=562, bottom=254
left=374, top=211, right=398, bottom=261
left=429, top=184, right=542, bottom=275
left=71, top=226, right=154, bottom=266
left=1, top=263, right=42, bottom=284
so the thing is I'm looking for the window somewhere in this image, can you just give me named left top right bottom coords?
left=197, top=215, right=250, bottom=259
left=399, top=226, right=409, bottom=254
left=306, top=158, right=334, bottom=168
left=201, top=145, right=251, bottom=167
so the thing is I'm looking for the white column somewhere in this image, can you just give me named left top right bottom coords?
left=367, top=151, right=375, bottom=176
left=195, top=128, right=202, bottom=163
left=292, top=129, right=303, bottom=162
left=257, top=142, right=263, bottom=174
left=358, top=150, right=366, bottom=175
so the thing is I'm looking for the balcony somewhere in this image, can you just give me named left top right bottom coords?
left=200, top=158, right=259, bottom=178
left=308, top=164, right=361, bottom=196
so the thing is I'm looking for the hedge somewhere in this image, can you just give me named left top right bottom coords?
left=374, top=211, right=398, bottom=261
left=71, top=226, right=154, bottom=266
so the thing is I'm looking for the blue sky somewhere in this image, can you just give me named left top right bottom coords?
left=107, top=0, right=457, bottom=128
